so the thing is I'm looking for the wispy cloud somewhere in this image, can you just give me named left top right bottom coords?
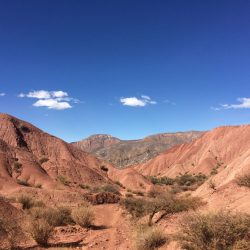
left=18, top=90, right=79, bottom=110
left=120, top=95, right=157, bottom=107
left=212, top=97, right=250, bottom=110
left=0, top=93, right=6, bottom=97
left=163, top=99, right=176, bottom=105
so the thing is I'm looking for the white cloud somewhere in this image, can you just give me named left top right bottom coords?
left=27, top=90, right=51, bottom=99
left=18, top=90, right=78, bottom=110
left=33, top=99, right=72, bottom=110
left=51, top=91, right=68, bottom=98
left=213, top=98, right=250, bottom=110
left=120, top=95, right=157, bottom=107
left=0, top=93, right=5, bottom=97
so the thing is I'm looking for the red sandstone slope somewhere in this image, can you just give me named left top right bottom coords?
left=135, top=125, right=250, bottom=211
left=0, top=114, right=150, bottom=191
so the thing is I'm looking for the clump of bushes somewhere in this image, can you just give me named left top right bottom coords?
left=134, top=224, right=167, bottom=250
left=91, top=184, right=120, bottom=195
left=18, top=195, right=34, bottom=209
left=28, top=218, right=53, bottom=246
left=120, top=192, right=202, bottom=226
left=29, top=206, right=72, bottom=227
left=39, top=156, right=49, bottom=165
left=72, top=207, right=94, bottom=228
left=149, top=176, right=175, bottom=185
left=237, top=173, right=250, bottom=188
left=178, top=211, right=250, bottom=250
left=148, top=173, right=207, bottom=192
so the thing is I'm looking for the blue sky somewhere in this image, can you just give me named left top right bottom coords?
left=0, top=0, right=250, bottom=142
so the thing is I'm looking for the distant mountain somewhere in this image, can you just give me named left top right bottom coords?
left=0, top=113, right=151, bottom=191
left=134, top=125, right=250, bottom=212
left=72, top=131, right=204, bottom=168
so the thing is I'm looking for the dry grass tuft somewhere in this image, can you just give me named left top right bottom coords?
left=134, top=224, right=167, bottom=250
left=72, top=207, right=94, bottom=228
left=178, top=210, right=250, bottom=250
left=28, top=218, right=53, bottom=246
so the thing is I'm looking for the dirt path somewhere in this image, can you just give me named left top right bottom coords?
left=83, top=204, right=132, bottom=250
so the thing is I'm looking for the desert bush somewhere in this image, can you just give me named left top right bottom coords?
left=29, top=218, right=53, bottom=246
left=92, top=184, right=120, bottom=195
left=35, top=183, right=42, bottom=189
left=79, top=184, right=90, bottom=189
left=57, top=175, right=69, bottom=186
left=120, top=197, right=148, bottom=219
left=208, top=180, right=216, bottom=190
left=126, top=192, right=133, bottom=198
left=133, top=191, right=145, bottom=196
left=148, top=176, right=175, bottom=185
left=39, top=156, right=49, bottom=165
left=17, top=178, right=30, bottom=187
left=134, top=224, right=167, bottom=250
left=100, top=165, right=109, bottom=172
left=18, top=195, right=34, bottom=209
left=72, top=207, right=94, bottom=228
left=13, top=160, right=22, bottom=172
left=0, top=216, right=17, bottom=248
left=237, top=174, right=250, bottom=188
left=29, top=206, right=71, bottom=227
left=178, top=211, right=250, bottom=250
left=121, top=192, right=202, bottom=226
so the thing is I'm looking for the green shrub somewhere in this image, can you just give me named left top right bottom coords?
left=18, top=195, right=34, bottom=209
left=178, top=211, right=250, bottom=250
left=92, top=184, right=120, bottom=195
left=72, top=207, right=94, bottom=228
left=29, top=218, right=53, bottom=246
left=148, top=176, right=175, bottom=185
left=237, top=174, right=250, bottom=188
left=121, top=192, right=203, bottom=226
left=134, top=224, right=167, bottom=250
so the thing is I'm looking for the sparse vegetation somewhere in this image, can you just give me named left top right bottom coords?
left=79, top=184, right=90, bottom=189
left=100, top=165, right=109, bottom=172
left=72, top=207, right=94, bottom=228
left=121, top=192, right=203, bottom=226
left=134, top=224, right=167, bottom=250
left=39, top=156, right=49, bottom=164
left=208, top=179, right=216, bottom=190
left=57, top=175, right=70, bottom=186
left=17, top=178, right=30, bottom=187
left=29, top=206, right=72, bottom=227
left=148, top=173, right=207, bottom=192
left=35, top=183, right=42, bottom=189
left=210, top=167, right=218, bottom=175
left=178, top=211, right=250, bottom=250
left=237, top=173, right=250, bottom=188
left=13, top=160, right=22, bottom=172
left=28, top=218, right=53, bottom=246
left=18, top=195, right=34, bottom=209
left=91, top=184, right=120, bottom=195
